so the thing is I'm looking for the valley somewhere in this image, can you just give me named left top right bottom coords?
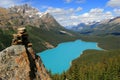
left=0, top=4, right=120, bottom=80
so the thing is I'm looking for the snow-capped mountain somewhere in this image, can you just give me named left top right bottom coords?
left=67, top=21, right=100, bottom=31
left=9, top=4, right=41, bottom=17
left=0, top=4, right=76, bottom=52
left=7, top=4, right=62, bottom=29
left=67, top=17, right=120, bottom=35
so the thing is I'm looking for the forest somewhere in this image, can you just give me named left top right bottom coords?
left=51, top=35, right=120, bottom=80
left=51, top=49, right=120, bottom=80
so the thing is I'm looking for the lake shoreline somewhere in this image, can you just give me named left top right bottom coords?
left=68, top=42, right=103, bottom=73
left=39, top=39, right=102, bottom=74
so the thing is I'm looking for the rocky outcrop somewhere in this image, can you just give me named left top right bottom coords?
left=0, top=45, right=51, bottom=80
left=43, top=41, right=54, bottom=49
left=0, top=28, right=51, bottom=80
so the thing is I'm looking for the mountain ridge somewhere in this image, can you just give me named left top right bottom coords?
left=0, top=4, right=79, bottom=52
left=67, top=17, right=120, bottom=35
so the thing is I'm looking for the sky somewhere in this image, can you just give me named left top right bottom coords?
left=0, top=0, right=120, bottom=26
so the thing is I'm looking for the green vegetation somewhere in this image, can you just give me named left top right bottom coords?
left=0, top=26, right=79, bottom=52
left=0, top=26, right=120, bottom=80
left=26, top=25, right=79, bottom=52
left=0, top=25, right=120, bottom=80
left=1, top=27, right=119, bottom=80
left=51, top=35, right=120, bottom=80
left=0, top=6, right=120, bottom=80
left=52, top=49, right=120, bottom=80
left=79, top=35, right=120, bottom=50
left=0, top=28, right=15, bottom=50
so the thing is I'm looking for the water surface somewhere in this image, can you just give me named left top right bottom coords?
left=38, top=40, right=101, bottom=74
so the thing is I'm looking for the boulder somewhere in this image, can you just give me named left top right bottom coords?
left=0, top=45, right=51, bottom=80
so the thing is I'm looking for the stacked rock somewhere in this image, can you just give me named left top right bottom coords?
left=12, top=27, right=32, bottom=47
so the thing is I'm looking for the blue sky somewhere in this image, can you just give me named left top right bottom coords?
left=0, top=0, right=120, bottom=26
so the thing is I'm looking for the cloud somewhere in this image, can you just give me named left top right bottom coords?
left=76, top=0, right=85, bottom=3
left=0, top=0, right=16, bottom=7
left=46, top=7, right=113, bottom=26
left=76, top=7, right=83, bottom=11
left=81, top=8, right=113, bottom=22
left=64, top=0, right=85, bottom=4
left=65, top=0, right=72, bottom=3
left=0, top=0, right=30, bottom=8
left=90, top=8, right=104, bottom=13
left=80, top=9, right=113, bottom=23
left=107, top=0, right=120, bottom=8
left=113, top=9, right=120, bottom=16
left=46, top=7, right=83, bottom=26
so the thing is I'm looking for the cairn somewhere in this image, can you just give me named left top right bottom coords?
left=12, top=27, right=32, bottom=47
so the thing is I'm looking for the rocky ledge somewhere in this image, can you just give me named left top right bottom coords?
left=0, top=45, right=51, bottom=80
left=0, top=27, right=51, bottom=80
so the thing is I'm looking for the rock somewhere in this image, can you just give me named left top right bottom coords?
left=12, top=27, right=31, bottom=47
left=0, top=27, right=51, bottom=80
left=43, top=42, right=54, bottom=49
left=0, top=45, right=51, bottom=80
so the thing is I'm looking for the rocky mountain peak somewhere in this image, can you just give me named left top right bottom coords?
left=9, top=4, right=41, bottom=18
left=9, top=4, right=38, bottom=12
left=40, top=12, right=62, bottom=29
left=108, top=16, right=120, bottom=23
left=7, top=4, right=63, bottom=29
left=41, top=12, right=55, bottom=23
left=0, top=7, right=8, bottom=14
left=41, top=12, right=53, bottom=19
left=0, top=27, right=51, bottom=80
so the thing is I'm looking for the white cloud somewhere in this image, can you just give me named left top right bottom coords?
left=113, top=8, right=120, bottom=16
left=46, top=7, right=83, bottom=26
left=46, top=7, right=113, bottom=26
left=76, top=0, right=85, bottom=3
left=114, top=8, right=120, bottom=13
left=0, top=0, right=29, bottom=8
left=0, top=0, right=16, bottom=7
left=107, top=0, right=120, bottom=8
left=65, top=0, right=72, bottom=3
left=78, top=9, right=113, bottom=24
left=76, top=7, right=83, bottom=12
left=90, top=8, right=104, bottom=13
left=65, top=0, right=85, bottom=3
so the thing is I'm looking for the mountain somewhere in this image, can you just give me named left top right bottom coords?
left=8, top=4, right=63, bottom=29
left=0, top=4, right=79, bottom=52
left=91, top=17, right=120, bottom=35
left=0, top=4, right=120, bottom=80
left=68, top=17, right=120, bottom=35
left=0, top=7, right=23, bottom=28
left=68, top=22, right=99, bottom=32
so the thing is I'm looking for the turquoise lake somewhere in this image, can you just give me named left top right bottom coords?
left=38, top=40, right=101, bottom=74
